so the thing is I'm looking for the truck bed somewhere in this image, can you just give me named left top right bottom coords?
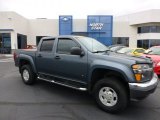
left=14, top=49, right=37, bottom=67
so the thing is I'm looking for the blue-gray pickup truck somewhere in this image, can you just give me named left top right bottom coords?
left=14, top=36, right=159, bottom=113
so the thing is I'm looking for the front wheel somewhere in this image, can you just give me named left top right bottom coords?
left=21, top=65, right=36, bottom=85
left=93, top=78, right=128, bottom=113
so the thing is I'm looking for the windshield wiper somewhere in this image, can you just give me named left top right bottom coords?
left=92, top=49, right=110, bottom=53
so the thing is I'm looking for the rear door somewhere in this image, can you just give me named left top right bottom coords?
left=36, top=38, right=55, bottom=74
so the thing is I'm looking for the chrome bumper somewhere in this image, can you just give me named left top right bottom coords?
left=129, top=74, right=159, bottom=91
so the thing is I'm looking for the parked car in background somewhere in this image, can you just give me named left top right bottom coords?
left=108, top=44, right=125, bottom=48
left=127, top=48, right=145, bottom=56
left=116, top=47, right=132, bottom=54
left=26, top=45, right=37, bottom=49
left=117, top=47, right=145, bottom=56
left=109, top=45, right=126, bottom=52
left=142, top=46, right=160, bottom=76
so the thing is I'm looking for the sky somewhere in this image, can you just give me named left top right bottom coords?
left=0, top=0, right=160, bottom=19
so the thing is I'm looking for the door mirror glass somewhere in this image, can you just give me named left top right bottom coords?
left=70, top=47, right=84, bottom=56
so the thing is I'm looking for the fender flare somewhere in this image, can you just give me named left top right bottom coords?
left=18, top=54, right=37, bottom=73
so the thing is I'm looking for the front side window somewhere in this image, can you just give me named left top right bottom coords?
left=57, top=38, right=79, bottom=54
left=40, top=39, right=54, bottom=52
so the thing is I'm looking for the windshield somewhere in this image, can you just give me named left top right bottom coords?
left=117, top=47, right=132, bottom=53
left=146, top=47, right=160, bottom=55
left=110, top=46, right=125, bottom=52
left=76, top=37, right=109, bottom=52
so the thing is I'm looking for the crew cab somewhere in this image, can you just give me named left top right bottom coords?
left=14, top=36, right=159, bottom=113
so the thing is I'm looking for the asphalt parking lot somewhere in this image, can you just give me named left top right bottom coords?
left=0, top=57, right=160, bottom=120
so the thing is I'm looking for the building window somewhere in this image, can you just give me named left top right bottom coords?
left=36, top=36, right=47, bottom=45
left=138, top=26, right=160, bottom=33
left=150, top=40, right=160, bottom=47
left=17, top=34, right=27, bottom=49
left=137, top=40, right=143, bottom=48
left=112, top=37, right=129, bottom=46
left=143, top=40, right=149, bottom=49
left=150, top=26, right=157, bottom=32
left=137, top=39, right=160, bottom=49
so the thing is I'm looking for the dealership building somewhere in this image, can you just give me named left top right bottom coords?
left=0, top=9, right=160, bottom=54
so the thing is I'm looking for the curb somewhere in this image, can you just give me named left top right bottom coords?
left=0, top=54, right=13, bottom=57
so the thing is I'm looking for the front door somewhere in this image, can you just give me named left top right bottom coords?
left=53, top=38, right=88, bottom=82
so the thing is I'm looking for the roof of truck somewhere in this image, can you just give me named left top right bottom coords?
left=41, top=35, right=86, bottom=40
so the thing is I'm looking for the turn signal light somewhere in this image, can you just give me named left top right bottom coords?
left=135, top=74, right=142, bottom=82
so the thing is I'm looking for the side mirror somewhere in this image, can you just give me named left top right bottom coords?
left=70, top=47, right=84, bottom=56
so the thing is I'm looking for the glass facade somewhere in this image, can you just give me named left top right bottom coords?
left=0, top=33, right=11, bottom=54
left=138, top=26, right=160, bottom=33
left=137, top=39, right=160, bottom=49
left=87, top=16, right=113, bottom=46
left=112, top=37, right=129, bottom=46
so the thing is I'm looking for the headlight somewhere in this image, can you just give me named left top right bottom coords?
left=132, top=64, right=153, bottom=82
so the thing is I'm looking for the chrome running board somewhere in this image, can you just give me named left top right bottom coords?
left=37, top=76, right=87, bottom=91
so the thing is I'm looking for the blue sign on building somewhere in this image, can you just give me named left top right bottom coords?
left=59, top=16, right=72, bottom=35
left=87, top=16, right=113, bottom=45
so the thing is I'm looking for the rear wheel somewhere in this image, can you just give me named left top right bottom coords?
left=21, top=65, right=36, bottom=85
left=93, top=78, right=128, bottom=113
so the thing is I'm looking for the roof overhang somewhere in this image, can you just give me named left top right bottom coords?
left=0, top=29, right=14, bottom=31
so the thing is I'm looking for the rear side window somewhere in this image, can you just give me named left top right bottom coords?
left=57, top=38, right=79, bottom=54
left=40, top=39, right=54, bottom=52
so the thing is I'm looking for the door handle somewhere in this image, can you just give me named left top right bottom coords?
left=37, top=54, right=42, bottom=57
left=55, top=56, right=61, bottom=59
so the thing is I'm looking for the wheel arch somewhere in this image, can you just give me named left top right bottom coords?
left=18, top=54, right=37, bottom=73
left=88, top=68, right=130, bottom=97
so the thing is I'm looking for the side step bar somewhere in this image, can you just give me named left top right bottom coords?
left=37, top=76, right=87, bottom=91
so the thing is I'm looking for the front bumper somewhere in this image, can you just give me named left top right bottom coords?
left=129, top=74, right=159, bottom=100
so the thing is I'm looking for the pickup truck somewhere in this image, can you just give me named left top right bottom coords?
left=14, top=36, right=159, bottom=113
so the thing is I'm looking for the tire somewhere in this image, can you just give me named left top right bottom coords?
left=21, top=65, right=36, bottom=85
left=93, top=77, right=128, bottom=113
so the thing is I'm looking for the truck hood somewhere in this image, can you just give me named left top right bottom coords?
left=108, top=52, right=152, bottom=64
left=94, top=52, right=153, bottom=66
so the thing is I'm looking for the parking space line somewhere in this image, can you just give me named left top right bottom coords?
left=0, top=58, right=14, bottom=63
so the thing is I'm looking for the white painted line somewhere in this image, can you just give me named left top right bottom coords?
left=0, top=58, right=14, bottom=63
